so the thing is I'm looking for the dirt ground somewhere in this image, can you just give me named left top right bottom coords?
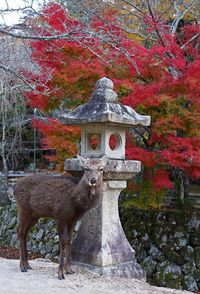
left=0, top=246, right=40, bottom=260
left=0, top=257, right=193, bottom=294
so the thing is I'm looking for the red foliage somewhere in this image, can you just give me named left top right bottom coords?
left=32, top=118, right=80, bottom=165
left=26, top=3, right=200, bottom=191
left=126, top=144, right=155, bottom=169
left=152, top=169, right=173, bottom=190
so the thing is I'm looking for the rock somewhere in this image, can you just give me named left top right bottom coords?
left=32, top=244, right=39, bottom=253
left=154, top=261, right=183, bottom=289
left=140, top=256, right=157, bottom=278
left=149, top=245, right=165, bottom=262
left=194, top=268, right=200, bottom=281
left=173, top=231, right=187, bottom=250
left=7, top=217, right=17, bottom=230
left=131, top=229, right=139, bottom=238
left=182, top=261, right=196, bottom=275
left=44, top=232, right=51, bottom=242
left=187, top=214, right=200, bottom=231
left=0, top=224, right=6, bottom=237
left=38, top=242, right=45, bottom=256
left=36, top=229, right=44, bottom=241
left=10, top=234, right=18, bottom=247
left=162, top=245, right=184, bottom=266
left=5, top=230, right=13, bottom=243
left=44, top=253, right=52, bottom=259
left=46, top=240, right=54, bottom=254
left=26, top=241, right=32, bottom=251
left=180, top=246, right=194, bottom=263
left=183, top=275, right=198, bottom=292
left=0, top=191, right=11, bottom=206
left=52, top=244, right=59, bottom=254
left=2, top=210, right=11, bottom=225
left=194, top=247, right=200, bottom=268
left=130, top=238, right=141, bottom=248
left=140, top=233, right=152, bottom=250
left=53, top=235, right=59, bottom=243
left=135, top=244, right=147, bottom=263
left=156, top=212, right=166, bottom=224
left=153, top=228, right=169, bottom=249
left=4, top=203, right=200, bottom=291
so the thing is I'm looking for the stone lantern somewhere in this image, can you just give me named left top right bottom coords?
left=58, top=77, right=150, bottom=279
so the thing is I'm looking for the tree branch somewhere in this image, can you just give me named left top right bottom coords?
left=180, top=33, right=199, bottom=49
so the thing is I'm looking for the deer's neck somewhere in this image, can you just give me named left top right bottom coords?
left=74, top=178, right=103, bottom=212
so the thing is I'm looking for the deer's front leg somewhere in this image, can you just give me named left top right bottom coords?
left=65, top=223, right=74, bottom=274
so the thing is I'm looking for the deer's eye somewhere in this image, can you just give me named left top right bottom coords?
left=85, top=167, right=89, bottom=171
left=99, top=167, right=103, bottom=172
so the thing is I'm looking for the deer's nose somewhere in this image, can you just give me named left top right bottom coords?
left=90, top=178, right=97, bottom=185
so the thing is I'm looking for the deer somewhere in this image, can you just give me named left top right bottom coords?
left=14, top=155, right=106, bottom=280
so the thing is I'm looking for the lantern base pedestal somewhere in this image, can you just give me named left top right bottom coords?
left=71, top=180, right=146, bottom=281
left=72, top=260, right=146, bottom=279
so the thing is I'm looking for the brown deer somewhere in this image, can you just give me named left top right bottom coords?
left=14, top=156, right=106, bottom=280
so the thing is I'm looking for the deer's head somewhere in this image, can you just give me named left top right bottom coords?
left=78, top=155, right=107, bottom=188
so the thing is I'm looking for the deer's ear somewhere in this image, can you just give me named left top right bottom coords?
left=77, top=155, right=87, bottom=167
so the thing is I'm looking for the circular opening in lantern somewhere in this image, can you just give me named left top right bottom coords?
left=109, top=133, right=122, bottom=151
left=88, top=133, right=101, bottom=150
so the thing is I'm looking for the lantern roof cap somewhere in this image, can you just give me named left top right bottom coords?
left=57, top=77, right=150, bottom=127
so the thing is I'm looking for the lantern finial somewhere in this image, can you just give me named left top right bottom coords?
left=91, top=77, right=117, bottom=103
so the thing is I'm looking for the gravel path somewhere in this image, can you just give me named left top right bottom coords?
left=0, top=258, right=193, bottom=294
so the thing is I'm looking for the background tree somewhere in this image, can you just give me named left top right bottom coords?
left=0, top=1, right=199, bottom=208
left=24, top=2, right=200, bottom=209
left=0, top=35, right=35, bottom=173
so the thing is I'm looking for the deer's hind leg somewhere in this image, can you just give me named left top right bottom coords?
left=57, top=221, right=68, bottom=280
left=17, top=212, right=38, bottom=272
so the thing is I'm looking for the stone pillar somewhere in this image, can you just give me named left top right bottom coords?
left=72, top=180, right=146, bottom=279
left=60, top=77, right=150, bottom=280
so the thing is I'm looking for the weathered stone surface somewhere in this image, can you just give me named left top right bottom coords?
left=36, top=229, right=44, bottom=241
left=57, top=77, right=151, bottom=127
left=61, top=75, right=150, bottom=281
left=151, top=226, right=169, bottom=249
left=183, top=275, right=198, bottom=292
left=0, top=204, right=59, bottom=260
left=182, top=261, right=196, bottom=275
left=180, top=246, right=194, bottom=263
left=7, top=217, right=17, bottom=230
left=149, top=245, right=165, bottom=262
left=154, top=261, right=183, bottom=289
left=120, top=207, right=200, bottom=291
left=173, top=231, right=188, bottom=250
left=71, top=181, right=145, bottom=279
left=134, top=245, right=147, bottom=263
left=140, top=256, right=157, bottom=277
left=187, top=214, right=200, bottom=231
left=10, top=234, right=17, bottom=248
left=73, top=260, right=145, bottom=279
left=65, top=158, right=141, bottom=181
left=0, top=191, right=11, bottom=206
left=140, top=233, right=151, bottom=251
left=194, top=247, right=200, bottom=268
left=46, top=240, right=54, bottom=254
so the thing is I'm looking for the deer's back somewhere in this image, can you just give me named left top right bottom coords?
left=14, top=173, right=80, bottom=218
